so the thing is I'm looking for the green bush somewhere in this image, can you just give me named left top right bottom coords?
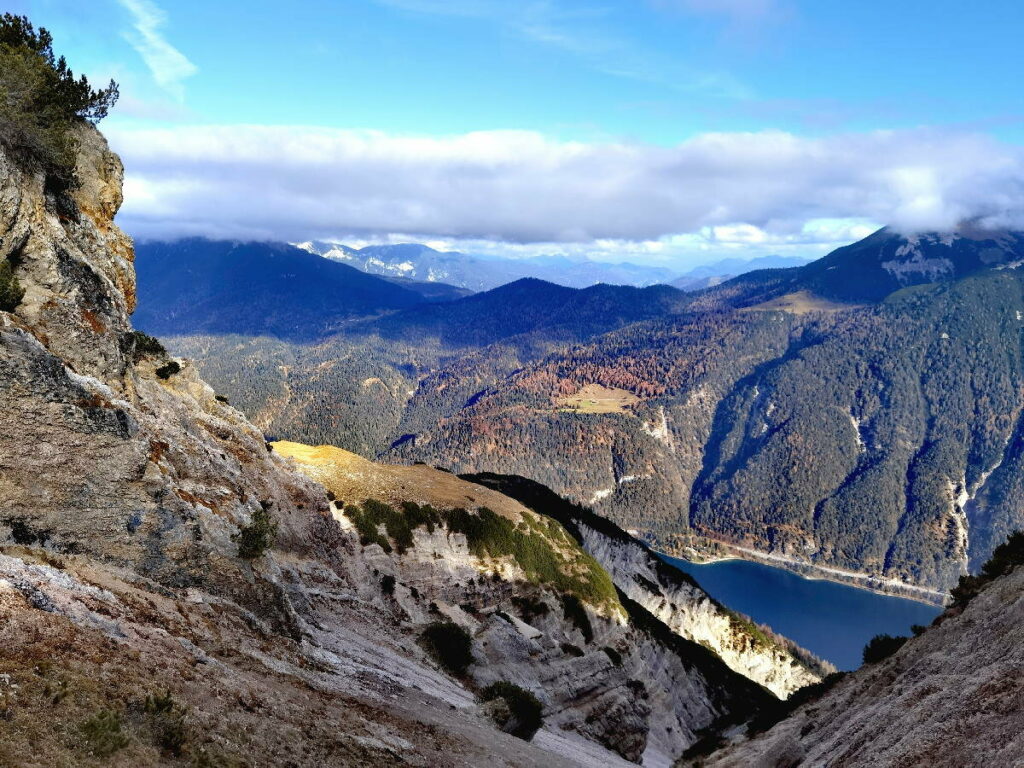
left=602, top=646, right=622, bottom=666
left=560, top=642, right=584, bottom=657
left=235, top=502, right=277, bottom=560
left=511, top=595, right=549, bottom=623
left=144, top=691, right=187, bottom=757
left=0, top=14, right=118, bottom=187
left=420, top=621, right=473, bottom=676
left=480, top=681, right=544, bottom=740
left=78, top=709, right=130, bottom=757
left=950, top=530, right=1024, bottom=608
left=0, top=258, right=23, bottom=312
left=127, top=330, right=166, bottom=361
left=862, top=633, right=907, bottom=665
left=155, top=360, right=181, bottom=380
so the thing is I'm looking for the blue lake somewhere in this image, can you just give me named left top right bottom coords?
left=660, top=554, right=943, bottom=671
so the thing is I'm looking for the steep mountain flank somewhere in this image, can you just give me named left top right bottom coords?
left=0, top=122, right=797, bottom=767
left=460, top=473, right=834, bottom=698
left=699, top=559, right=1024, bottom=767
left=272, top=441, right=783, bottom=764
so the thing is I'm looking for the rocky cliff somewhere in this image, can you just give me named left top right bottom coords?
left=460, top=474, right=833, bottom=699
left=0, top=125, right=794, bottom=766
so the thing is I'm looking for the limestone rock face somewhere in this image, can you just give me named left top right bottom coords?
left=275, top=442, right=782, bottom=765
left=578, top=527, right=829, bottom=699
left=2, top=125, right=135, bottom=381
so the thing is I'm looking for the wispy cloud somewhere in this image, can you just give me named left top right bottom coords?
left=108, top=124, right=1024, bottom=248
left=376, top=0, right=749, bottom=99
left=117, top=0, right=197, bottom=101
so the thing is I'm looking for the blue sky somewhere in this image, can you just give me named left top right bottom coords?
left=16, top=0, right=1024, bottom=268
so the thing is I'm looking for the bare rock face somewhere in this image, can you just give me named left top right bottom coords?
left=2, top=126, right=135, bottom=380
left=0, top=128, right=333, bottom=630
left=701, top=566, right=1024, bottom=767
left=578, top=527, right=831, bottom=699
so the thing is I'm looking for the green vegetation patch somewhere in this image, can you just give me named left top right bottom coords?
left=234, top=502, right=277, bottom=560
left=126, top=330, right=167, bottom=362
left=0, top=14, right=118, bottom=187
left=861, top=634, right=908, bottom=665
left=144, top=691, right=187, bottom=757
left=480, top=681, right=544, bottom=740
left=445, top=506, right=619, bottom=612
left=77, top=709, right=130, bottom=758
left=420, top=621, right=473, bottom=676
left=344, top=499, right=442, bottom=555
left=724, top=609, right=774, bottom=650
left=155, top=360, right=181, bottom=380
left=0, top=258, right=24, bottom=312
left=951, top=530, right=1024, bottom=608
left=340, top=499, right=619, bottom=611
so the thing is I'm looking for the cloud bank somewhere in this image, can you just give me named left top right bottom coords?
left=108, top=125, right=1024, bottom=252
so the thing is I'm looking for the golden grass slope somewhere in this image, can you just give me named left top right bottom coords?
left=273, top=440, right=622, bottom=614
left=743, top=290, right=863, bottom=315
left=274, top=440, right=532, bottom=521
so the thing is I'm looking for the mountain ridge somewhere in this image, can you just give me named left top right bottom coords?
left=295, top=239, right=680, bottom=291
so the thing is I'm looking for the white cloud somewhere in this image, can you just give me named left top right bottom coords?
left=107, top=125, right=1024, bottom=258
left=117, top=0, right=197, bottom=101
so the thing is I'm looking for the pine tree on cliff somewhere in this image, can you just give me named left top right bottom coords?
left=0, top=13, right=119, bottom=187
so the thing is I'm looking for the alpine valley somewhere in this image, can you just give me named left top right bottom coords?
left=4, top=6, right=1024, bottom=768
left=142, top=227, right=1024, bottom=603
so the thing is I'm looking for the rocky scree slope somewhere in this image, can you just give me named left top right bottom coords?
left=0, top=126, right=784, bottom=767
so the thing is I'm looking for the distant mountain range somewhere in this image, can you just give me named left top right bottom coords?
left=670, top=254, right=813, bottom=291
left=133, top=239, right=467, bottom=341
left=149, top=226, right=1024, bottom=602
left=294, top=240, right=681, bottom=291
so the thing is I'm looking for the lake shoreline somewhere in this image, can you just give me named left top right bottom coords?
left=656, top=549, right=944, bottom=670
left=658, top=539, right=948, bottom=608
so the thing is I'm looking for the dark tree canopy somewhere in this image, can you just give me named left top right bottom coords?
left=0, top=13, right=119, bottom=185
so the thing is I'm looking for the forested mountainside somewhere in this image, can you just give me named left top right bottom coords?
left=152, top=278, right=691, bottom=456
left=158, top=226, right=1024, bottom=600
left=389, top=249, right=1024, bottom=599
left=295, top=240, right=679, bottom=291
left=133, top=239, right=466, bottom=342
left=0, top=117, right=818, bottom=766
